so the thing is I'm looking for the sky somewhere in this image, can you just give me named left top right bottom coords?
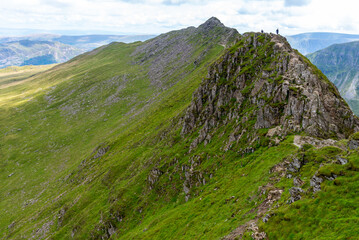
left=0, top=0, right=358, bottom=36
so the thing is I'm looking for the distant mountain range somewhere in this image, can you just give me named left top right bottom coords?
left=0, top=34, right=156, bottom=51
left=307, top=40, right=359, bottom=115
left=0, top=34, right=156, bottom=68
left=287, top=32, right=359, bottom=55
left=0, top=40, right=83, bottom=68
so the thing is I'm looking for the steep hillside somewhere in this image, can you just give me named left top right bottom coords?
left=287, top=32, right=359, bottom=55
left=1, top=18, right=359, bottom=240
left=0, top=40, right=83, bottom=68
left=0, top=17, right=239, bottom=239
left=307, top=41, right=359, bottom=115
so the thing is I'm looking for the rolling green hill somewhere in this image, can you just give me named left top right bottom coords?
left=1, top=18, right=359, bottom=240
left=307, top=41, right=359, bottom=116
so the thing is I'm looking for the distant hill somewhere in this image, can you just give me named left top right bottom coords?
left=0, top=34, right=156, bottom=51
left=0, top=40, right=83, bottom=68
left=307, top=40, right=359, bottom=115
left=287, top=32, right=359, bottom=55
left=0, top=34, right=156, bottom=68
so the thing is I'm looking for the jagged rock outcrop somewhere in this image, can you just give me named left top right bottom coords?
left=181, top=32, right=359, bottom=150
left=336, top=156, right=348, bottom=165
left=288, top=187, right=304, bottom=203
left=310, top=175, right=324, bottom=192
left=349, top=139, right=359, bottom=150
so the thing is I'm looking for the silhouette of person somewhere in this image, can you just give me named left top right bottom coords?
left=261, top=30, right=264, bottom=33
left=276, top=29, right=279, bottom=34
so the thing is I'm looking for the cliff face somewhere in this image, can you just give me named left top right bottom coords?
left=182, top=32, right=359, bottom=151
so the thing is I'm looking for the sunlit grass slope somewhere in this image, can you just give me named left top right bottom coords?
left=0, top=19, right=240, bottom=238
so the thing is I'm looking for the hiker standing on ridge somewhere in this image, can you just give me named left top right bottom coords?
left=276, top=29, right=279, bottom=34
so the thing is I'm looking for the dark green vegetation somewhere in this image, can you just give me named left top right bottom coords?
left=287, top=32, right=359, bottom=55
left=308, top=41, right=359, bottom=116
left=1, top=18, right=359, bottom=239
left=0, top=40, right=83, bottom=68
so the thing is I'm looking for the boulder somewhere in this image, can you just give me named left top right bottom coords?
left=288, top=187, right=304, bottom=203
left=336, top=156, right=348, bottom=165
left=348, top=140, right=359, bottom=150
left=310, top=175, right=323, bottom=193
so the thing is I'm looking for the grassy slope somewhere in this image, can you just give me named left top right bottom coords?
left=1, top=28, right=359, bottom=240
left=260, top=146, right=359, bottom=240
left=0, top=25, right=237, bottom=238
left=0, top=65, right=56, bottom=90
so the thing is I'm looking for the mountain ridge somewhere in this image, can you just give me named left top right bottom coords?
left=183, top=32, right=358, bottom=143
left=287, top=32, right=359, bottom=55
left=1, top=18, right=359, bottom=239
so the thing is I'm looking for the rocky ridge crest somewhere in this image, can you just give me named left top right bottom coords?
left=181, top=32, right=359, bottom=151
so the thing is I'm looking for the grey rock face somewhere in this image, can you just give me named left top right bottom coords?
left=336, top=156, right=348, bottom=165
left=147, top=168, right=163, bottom=190
left=198, top=17, right=225, bottom=31
left=348, top=139, right=359, bottom=150
left=287, top=158, right=302, bottom=172
left=293, top=177, right=304, bottom=187
left=262, top=214, right=271, bottom=223
left=310, top=175, right=324, bottom=192
left=325, top=174, right=337, bottom=181
left=107, top=223, right=116, bottom=236
left=181, top=32, right=359, bottom=151
left=92, top=145, right=109, bottom=159
left=289, top=187, right=304, bottom=203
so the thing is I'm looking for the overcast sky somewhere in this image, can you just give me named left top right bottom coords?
left=0, top=0, right=358, bottom=36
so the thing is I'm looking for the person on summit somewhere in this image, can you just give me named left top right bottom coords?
left=276, top=29, right=279, bottom=34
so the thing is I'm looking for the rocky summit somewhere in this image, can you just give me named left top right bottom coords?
left=1, top=18, right=359, bottom=240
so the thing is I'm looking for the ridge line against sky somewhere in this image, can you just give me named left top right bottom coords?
left=0, top=0, right=358, bottom=36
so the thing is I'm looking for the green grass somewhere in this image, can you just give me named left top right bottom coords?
left=259, top=147, right=359, bottom=240
left=1, top=28, right=359, bottom=240
left=0, top=25, right=237, bottom=239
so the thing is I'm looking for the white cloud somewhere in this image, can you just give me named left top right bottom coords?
left=0, top=0, right=358, bottom=36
